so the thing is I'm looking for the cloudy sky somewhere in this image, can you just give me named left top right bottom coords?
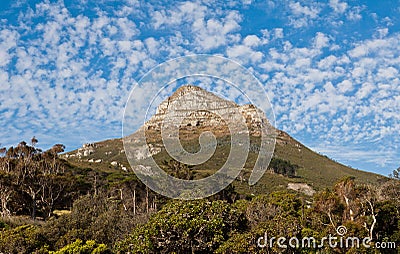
left=0, top=0, right=399, bottom=176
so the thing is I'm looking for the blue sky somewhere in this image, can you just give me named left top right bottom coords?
left=0, top=0, right=399, bottom=176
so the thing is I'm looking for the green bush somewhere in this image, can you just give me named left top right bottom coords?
left=50, top=239, right=110, bottom=254
left=115, top=199, right=246, bottom=253
left=0, top=224, right=48, bottom=253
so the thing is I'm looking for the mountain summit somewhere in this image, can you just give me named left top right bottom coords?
left=65, top=85, right=387, bottom=195
left=142, top=85, right=272, bottom=138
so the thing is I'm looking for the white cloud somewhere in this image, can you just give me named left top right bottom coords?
left=243, top=35, right=261, bottom=47
left=273, top=28, right=284, bottom=39
left=226, top=45, right=263, bottom=64
left=150, top=1, right=242, bottom=51
left=144, top=37, right=159, bottom=55
left=289, top=1, right=319, bottom=18
left=311, top=143, right=398, bottom=170
left=346, top=6, right=363, bottom=21
left=0, top=29, right=18, bottom=67
left=375, top=28, right=389, bottom=38
left=313, top=32, right=330, bottom=49
left=377, top=66, right=398, bottom=80
left=317, top=55, right=337, bottom=69
left=193, top=11, right=242, bottom=50
left=337, top=79, right=353, bottom=93
left=329, top=0, right=348, bottom=14
left=157, top=1, right=207, bottom=28
left=288, top=1, right=320, bottom=28
left=259, top=30, right=400, bottom=174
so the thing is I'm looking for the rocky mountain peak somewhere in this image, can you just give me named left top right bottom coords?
left=142, top=85, right=270, bottom=137
left=168, top=85, right=208, bottom=100
left=155, top=85, right=236, bottom=115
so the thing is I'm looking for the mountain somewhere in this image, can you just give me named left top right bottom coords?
left=63, top=85, right=387, bottom=196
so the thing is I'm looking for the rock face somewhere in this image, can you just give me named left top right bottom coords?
left=143, top=85, right=271, bottom=137
left=63, top=143, right=96, bottom=159
left=287, top=183, right=316, bottom=196
left=124, top=85, right=275, bottom=162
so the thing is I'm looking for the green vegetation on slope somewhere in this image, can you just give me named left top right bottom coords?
left=1, top=136, right=396, bottom=253
left=273, top=131, right=386, bottom=189
left=64, top=130, right=387, bottom=198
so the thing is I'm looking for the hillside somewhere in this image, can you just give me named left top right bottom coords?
left=64, top=85, right=387, bottom=196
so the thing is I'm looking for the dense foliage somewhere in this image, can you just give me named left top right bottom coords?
left=269, top=157, right=298, bottom=177
left=116, top=199, right=246, bottom=253
left=0, top=139, right=80, bottom=220
left=0, top=140, right=399, bottom=253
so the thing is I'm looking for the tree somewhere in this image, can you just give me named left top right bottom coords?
left=334, top=176, right=357, bottom=221
left=0, top=145, right=6, bottom=155
left=41, top=191, right=145, bottom=250
left=379, top=179, right=400, bottom=207
left=39, top=174, right=69, bottom=219
left=31, top=137, right=38, bottom=147
left=162, top=159, right=194, bottom=180
left=374, top=200, right=400, bottom=243
left=0, top=139, right=70, bottom=220
left=217, top=192, right=303, bottom=254
left=389, top=167, right=400, bottom=179
left=313, top=189, right=343, bottom=229
left=357, top=185, right=379, bottom=240
left=0, top=172, right=13, bottom=217
left=43, top=144, right=65, bottom=174
left=116, top=199, right=245, bottom=253
left=268, top=158, right=298, bottom=177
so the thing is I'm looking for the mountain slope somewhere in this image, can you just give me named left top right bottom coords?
left=63, top=85, right=387, bottom=195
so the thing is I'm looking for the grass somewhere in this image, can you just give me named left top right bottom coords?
left=273, top=132, right=386, bottom=190
left=65, top=130, right=389, bottom=196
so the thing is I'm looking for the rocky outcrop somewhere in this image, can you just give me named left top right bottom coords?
left=123, top=85, right=276, bottom=166
left=63, top=143, right=96, bottom=158
left=142, top=85, right=272, bottom=137
left=287, top=183, right=316, bottom=196
left=110, top=161, right=128, bottom=172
